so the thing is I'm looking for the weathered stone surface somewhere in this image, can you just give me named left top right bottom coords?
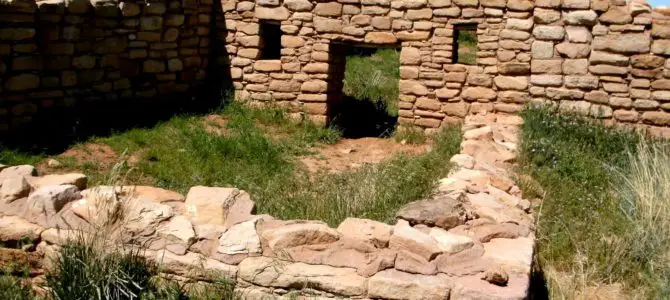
left=29, top=174, right=87, bottom=190
left=1, top=176, right=30, bottom=203
left=184, top=186, right=254, bottom=227
left=156, top=215, right=196, bottom=255
left=337, top=218, right=392, bottom=248
left=367, top=269, right=451, bottom=300
left=0, top=166, right=36, bottom=181
left=555, top=42, right=590, bottom=58
left=429, top=227, right=473, bottom=254
left=494, top=76, right=528, bottom=91
left=532, top=26, right=564, bottom=40
left=395, top=250, right=437, bottom=275
left=389, top=220, right=441, bottom=260
left=599, top=6, right=632, bottom=24
left=153, top=250, right=238, bottom=280
left=396, top=195, right=467, bottom=229
left=589, top=51, right=629, bottom=66
left=652, top=40, right=670, bottom=56
left=482, top=265, right=509, bottom=286
left=255, top=6, right=291, bottom=20
left=283, top=0, right=313, bottom=11
left=531, top=41, right=554, bottom=59
left=27, top=185, right=81, bottom=216
left=218, top=218, right=261, bottom=256
left=592, top=34, right=651, bottom=54
left=462, top=87, right=497, bottom=100
left=239, top=257, right=367, bottom=296
left=564, top=10, right=598, bottom=25
left=483, top=237, right=533, bottom=273
left=498, top=63, right=530, bottom=75
left=0, top=216, right=43, bottom=242
left=261, top=222, right=340, bottom=251
left=365, top=32, right=397, bottom=44
left=451, top=272, right=528, bottom=300
left=313, top=17, right=343, bottom=33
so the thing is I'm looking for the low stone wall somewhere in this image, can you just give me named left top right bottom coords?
left=0, top=110, right=534, bottom=299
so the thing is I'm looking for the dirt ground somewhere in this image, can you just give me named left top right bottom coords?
left=299, top=137, right=430, bottom=173
left=35, top=113, right=430, bottom=177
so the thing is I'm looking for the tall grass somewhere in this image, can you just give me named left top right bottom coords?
left=519, top=106, right=670, bottom=298
left=343, top=48, right=400, bottom=116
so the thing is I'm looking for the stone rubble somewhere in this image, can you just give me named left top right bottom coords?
left=0, top=111, right=534, bottom=299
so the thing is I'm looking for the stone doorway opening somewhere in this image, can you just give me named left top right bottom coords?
left=327, top=43, right=401, bottom=138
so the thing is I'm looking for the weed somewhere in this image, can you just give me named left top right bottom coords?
left=393, top=127, right=427, bottom=145
left=0, top=275, right=34, bottom=300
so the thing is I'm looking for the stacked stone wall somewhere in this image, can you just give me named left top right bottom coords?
left=224, top=0, right=670, bottom=136
left=0, top=0, right=218, bottom=134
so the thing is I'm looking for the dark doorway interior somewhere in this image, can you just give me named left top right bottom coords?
left=326, top=43, right=400, bottom=138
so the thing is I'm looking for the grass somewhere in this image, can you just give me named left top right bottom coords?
left=519, top=106, right=670, bottom=298
left=456, top=30, right=477, bottom=65
left=342, top=48, right=400, bottom=116
left=0, top=101, right=461, bottom=226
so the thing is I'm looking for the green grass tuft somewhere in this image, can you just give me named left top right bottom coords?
left=519, top=106, right=670, bottom=298
left=342, top=48, right=400, bottom=116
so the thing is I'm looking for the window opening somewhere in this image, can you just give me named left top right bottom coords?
left=260, top=22, right=281, bottom=60
left=453, top=25, right=477, bottom=65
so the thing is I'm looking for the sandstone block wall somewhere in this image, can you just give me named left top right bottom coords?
left=224, top=0, right=670, bottom=136
left=0, top=112, right=536, bottom=299
left=0, top=0, right=218, bottom=133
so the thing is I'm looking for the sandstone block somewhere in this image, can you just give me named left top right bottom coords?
left=563, top=59, right=588, bottom=75
left=534, top=8, right=561, bottom=24
left=564, top=10, right=598, bottom=25
left=0, top=176, right=30, bottom=203
left=642, top=111, right=670, bottom=125
left=589, top=51, right=629, bottom=66
left=365, top=32, right=397, bottom=44
left=462, top=87, right=496, bottom=100
left=395, top=250, right=437, bottom=275
left=184, top=186, right=255, bottom=228
left=314, top=17, right=342, bottom=33
left=389, top=220, right=442, bottom=260
left=494, top=76, right=528, bottom=90
left=5, top=74, right=39, bottom=91
left=533, top=25, right=565, bottom=40
left=652, top=40, right=670, bottom=56
left=284, top=0, right=313, bottom=11
left=565, top=75, right=598, bottom=89
left=314, top=2, right=342, bottom=16
left=261, top=222, right=340, bottom=251
left=367, top=270, right=451, bottom=300
left=255, top=6, right=291, bottom=20
left=27, top=185, right=81, bottom=217
left=531, top=41, right=554, bottom=59
left=337, top=218, right=392, bottom=248
left=593, top=34, right=651, bottom=54
left=254, top=60, right=282, bottom=72
left=599, top=6, right=632, bottom=24
left=531, top=59, right=562, bottom=74
left=555, top=42, right=590, bottom=58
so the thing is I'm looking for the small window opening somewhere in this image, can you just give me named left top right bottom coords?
left=260, top=22, right=282, bottom=60
left=453, top=25, right=477, bottom=65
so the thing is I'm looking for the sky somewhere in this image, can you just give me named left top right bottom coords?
left=649, top=0, right=669, bottom=7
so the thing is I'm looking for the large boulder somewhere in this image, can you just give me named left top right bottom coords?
left=184, top=186, right=254, bottom=228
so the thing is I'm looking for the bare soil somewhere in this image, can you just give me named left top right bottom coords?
left=300, top=137, right=430, bottom=173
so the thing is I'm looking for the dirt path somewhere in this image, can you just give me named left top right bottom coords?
left=300, top=137, right=429, bottom=173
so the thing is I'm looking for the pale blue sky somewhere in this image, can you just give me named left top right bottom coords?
left=649, top=0, right=669, bottom=7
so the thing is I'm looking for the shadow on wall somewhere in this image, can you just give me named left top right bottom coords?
left=0, top=0, right=233, bottom=154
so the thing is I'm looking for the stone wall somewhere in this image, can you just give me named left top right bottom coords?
left=0, top=112, right=535, bottom=299
left=224, top=0, right=670, bottom=136
left=0, top=0, right=220, bottom=134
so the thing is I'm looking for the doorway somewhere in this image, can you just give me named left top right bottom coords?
left=326, top=43, right=400, bottom=138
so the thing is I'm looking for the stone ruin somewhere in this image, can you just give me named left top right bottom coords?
left=0, top=0, right=669, bottom=135
left=0, top=0, right=670, bottom=298
left=0, top=112, right=533, bottom=299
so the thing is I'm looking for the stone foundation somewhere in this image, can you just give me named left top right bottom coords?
left=0, top=110, right=534, bottom=299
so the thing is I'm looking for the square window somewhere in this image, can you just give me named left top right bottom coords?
left=453, top=25, right=477, bottom=65
left=260, top=22, right=282, bottom=60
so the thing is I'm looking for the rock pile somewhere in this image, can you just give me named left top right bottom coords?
left=0, top=111, right=534, bottom=299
